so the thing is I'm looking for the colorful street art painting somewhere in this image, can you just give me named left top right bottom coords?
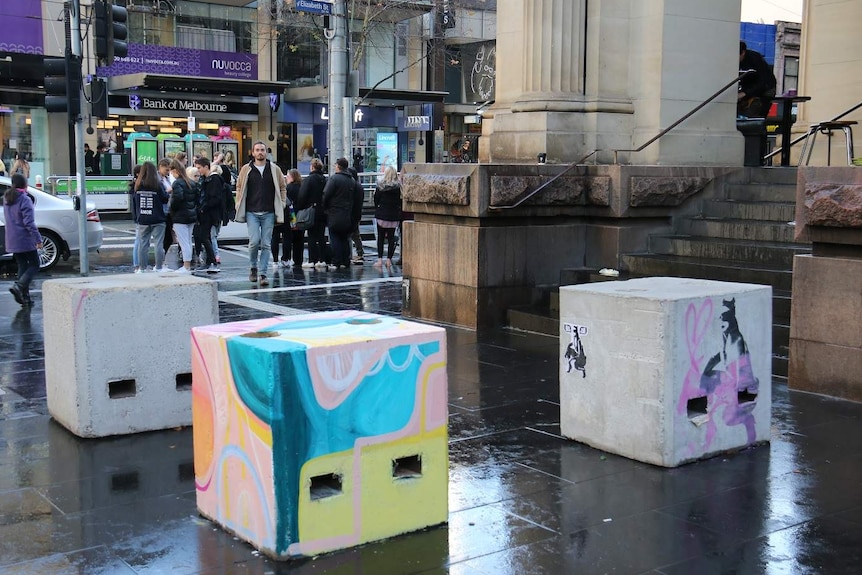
left=192, top=310, right=448, bottom=559
left=677, top=297, right=760, bottom=455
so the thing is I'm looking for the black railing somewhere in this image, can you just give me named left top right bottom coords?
left=487, top=150, right=597, bottom=211
left=489, top=71, right=754, bottom=211
left=612, top=70, right=755, bottom=164
left=763, top=98, right=862, bottom=163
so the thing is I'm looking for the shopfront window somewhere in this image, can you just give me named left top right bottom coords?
left=126, top=1, right=256, bottom=53
left=276, top=23, right=325, bottom=86
left=352, top=128, right=397, bottom=173
left=0, top=105, right=51, bottom=179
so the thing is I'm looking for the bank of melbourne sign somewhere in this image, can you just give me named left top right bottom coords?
left=295, top=0, right=332, bottom=15
left=96, top=44, right=258, bottom=81
left=111, top=95, right=258, bottom=116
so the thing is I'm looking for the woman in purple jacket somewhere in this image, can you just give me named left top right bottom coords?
left=4, top=174, right=42, bottom=306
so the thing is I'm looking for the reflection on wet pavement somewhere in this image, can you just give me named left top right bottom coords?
left=0, top=253, right=860, bottom=574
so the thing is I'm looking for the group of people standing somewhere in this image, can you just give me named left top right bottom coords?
left=130, top=152, right=235, bottom=275
left=238, top=142, right=404, bottom=284
left=131, top=140, right=403, bottom=285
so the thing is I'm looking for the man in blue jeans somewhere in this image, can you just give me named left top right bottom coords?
left=233, top=141, right=288, bottom=286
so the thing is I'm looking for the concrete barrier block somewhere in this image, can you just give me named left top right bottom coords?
left=43, top=273, right=218, bottom=438
left=559, top=277, right=772, bottom=467
left=192, top=310, right=448, bottom=560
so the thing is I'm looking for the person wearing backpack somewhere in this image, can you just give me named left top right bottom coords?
left=168, top=159, right=198, bottom=273
left=133, top=162, right=170, bottom=272
left=193, top=157, right=223, bottom=273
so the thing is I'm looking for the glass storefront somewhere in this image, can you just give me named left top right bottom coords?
left=0, top=101, right=52, bottom=178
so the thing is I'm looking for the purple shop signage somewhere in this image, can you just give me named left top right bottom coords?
left=0, top=0, right=44, bottom=54
left=97, top=44, right=258, bottom=80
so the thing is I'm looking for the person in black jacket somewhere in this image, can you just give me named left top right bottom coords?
left=738, top=41, right=776, bottom=118
left=286, top=169, right=304, bottom=269
left=372, top=166, right=402, bottom=268
left=132, top=162, right=170, bottom=272
left=322, top=157, right=355, bottom=269
left=346, top=167, right=365, bottom=265
left=299, top=158, right=331, bottom=269
left=193, top=157, right=224, bottom=273
left=168, top=159, right=199, bottom=273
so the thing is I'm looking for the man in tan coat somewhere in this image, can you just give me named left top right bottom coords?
left=234, top=141, right=287, bottom=286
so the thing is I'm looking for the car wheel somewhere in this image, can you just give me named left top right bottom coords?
left=38, top=231, right=62, bottom=269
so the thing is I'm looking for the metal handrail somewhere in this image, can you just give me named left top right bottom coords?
left=612, top=70, right=756, bottom=164
left=763, top=98, right=862, bottom=162
left=489, top=71, right=753, bottom=211
left=488, top=150, right=597, bottom=211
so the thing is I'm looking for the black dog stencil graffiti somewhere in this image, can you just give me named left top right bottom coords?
left=565, top=330, right=587, bottom=378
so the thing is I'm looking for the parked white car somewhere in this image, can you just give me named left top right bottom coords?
left=0, top=176, right=104, bottom=269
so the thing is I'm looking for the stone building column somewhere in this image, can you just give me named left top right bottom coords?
left=483, top=0, right=743, bottom=166
left=514, top=0, right=586, bottom=109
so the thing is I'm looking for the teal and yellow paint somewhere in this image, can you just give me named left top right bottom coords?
left=192, top=311, right=448, bottom=559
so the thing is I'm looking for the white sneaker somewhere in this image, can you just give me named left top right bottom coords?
left=314, top=262, right=328, bottom=269
left=159, top=266, right=172, bottom=272
left=134, top=268, right=142, bottom=274
left=207, top=263, right=220, bottom=274
left=173, top=266, right=191, bottom=274
left=302, top=261, right=315, bottom=269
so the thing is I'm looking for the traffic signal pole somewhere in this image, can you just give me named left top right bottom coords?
left=69, top=0, right=89, bottom=275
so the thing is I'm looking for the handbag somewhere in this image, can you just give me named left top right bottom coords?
left=294, top=205, right=316, bottom=230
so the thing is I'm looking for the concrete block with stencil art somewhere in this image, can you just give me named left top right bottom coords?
left=192, top=310, right=448, bottom=559
left=559, top=277, right=772, bottom=467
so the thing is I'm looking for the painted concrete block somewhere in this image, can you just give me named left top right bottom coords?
left=43, top=273, right=218, bottom=438
left=192, top=310, right=448, bottom=559
left=559, top=277, right=772, bottom=467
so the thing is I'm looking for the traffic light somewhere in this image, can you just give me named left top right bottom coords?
left=91, top=78, right=109, bottom=119
left=44, top=55, right=82, bottom=116
left=94, top=0, right=128, bottom=64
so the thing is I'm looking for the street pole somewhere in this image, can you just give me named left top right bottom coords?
left=70, top=0, right=89, bottom=275
left=327, top=0, right=348, bottom=173
left=343, top=96, right=354, bottom=169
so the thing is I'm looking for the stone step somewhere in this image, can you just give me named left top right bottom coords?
left=722, top=182, right=797, bottom=202
left=682, top=217, right=798, bottom=243
left=774, top=355, right=788, bottom=380
left=704, top=199, right=797, bottom=222
left=507, top=306, right=558, bottom=336
left=725, top=166, right=799, bottom=186
left=622, top=253, right=793, bottom=291
left=774, top=290, right=792, bottom=321
left=774, top=321, right=789, bottom=348
left=649, top=235, right=810, bottom=267
left=559, top=268, right=630, bottom=287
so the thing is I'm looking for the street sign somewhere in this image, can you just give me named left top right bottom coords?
left=295, top=0, right=332, bottom=15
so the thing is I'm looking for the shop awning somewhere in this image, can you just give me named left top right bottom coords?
left=107, top=73, right=291, bottom=97
left=284, top=85, right=448, bottom=107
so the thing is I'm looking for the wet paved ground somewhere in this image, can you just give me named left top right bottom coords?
left=0, top=226, right=861, bottom=574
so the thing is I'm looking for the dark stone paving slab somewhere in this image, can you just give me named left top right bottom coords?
left=0, top=251, right=859, bottom=574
